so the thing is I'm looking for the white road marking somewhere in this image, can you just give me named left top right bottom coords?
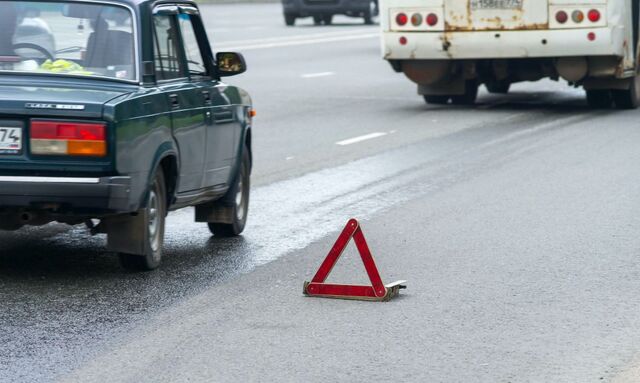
left=301, top=72, right=335, bottom=79
left=286, top=156, right=295, bottom=161
left=213, top=29, right=373, bottom=45
left=336, top=132, right=387, bottom=146
left=216, top=32, right=379, bottom=51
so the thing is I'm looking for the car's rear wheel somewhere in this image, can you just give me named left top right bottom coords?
left=486, top=81, right=511, bottom=94
left=284, top=13, right=296, bottom=26
left=208, top=147, right=250, bottom=237
left=451, top=80, right=479, bottom=105
left=586, top=89, right=613, bottom=109
left=322, top=14, right=333, bottom=25
left=363, top=2, right=375, bottom=24
left=424, top=95, right=450, bottom=105
left=118, top=169, right=167, bottom=271
left=313, top=15, right=322, bottom=25
left=612, top=75, right=640, bottom=109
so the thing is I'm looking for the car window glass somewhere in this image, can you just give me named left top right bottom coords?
left=0, top=1, right=135, bottom=81
left=153, top=14, right=183, bottom=80
left=177, top=14, right=206, bottom=77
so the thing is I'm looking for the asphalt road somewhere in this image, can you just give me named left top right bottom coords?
left=2, top=4, right=640, bottom=383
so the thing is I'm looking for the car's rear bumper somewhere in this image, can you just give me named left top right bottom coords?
left=0, top=175, right=133, bottom=213
left=283, top=0, right=370, bottom=15
left=382, top=27, right=625, bottom=60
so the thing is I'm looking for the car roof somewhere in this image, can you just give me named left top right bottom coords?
left=53, top=0, right=199, bottom=11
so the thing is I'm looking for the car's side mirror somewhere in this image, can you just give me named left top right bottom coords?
left=216, top=52, right=246, bottom=77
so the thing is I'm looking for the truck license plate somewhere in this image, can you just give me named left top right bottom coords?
left=0, top=127, right=23, bottom=155
left=471, top=0, right=523, bottom=10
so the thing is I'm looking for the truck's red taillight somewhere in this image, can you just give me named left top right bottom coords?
left=30, top=120, right=107, bottom=157
left=426, top=13, right=438, bottom=27
left=588, top=9, right=601, bottom=22
left=556, top=11, right=568, bottom=24
left=396, top=13, right=408, bottom=26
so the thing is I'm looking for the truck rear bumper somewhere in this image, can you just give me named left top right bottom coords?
left=0, top=175, right=133, bottom=214
left=383, top=27, right=625, bottom=60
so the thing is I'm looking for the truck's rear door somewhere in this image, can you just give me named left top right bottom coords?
left=444, top=0, right=549, bottom=30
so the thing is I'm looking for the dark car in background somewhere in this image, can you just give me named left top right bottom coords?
left=282, top=0, right=378, bottom=26
left=0, top=0, right=253, bottom=271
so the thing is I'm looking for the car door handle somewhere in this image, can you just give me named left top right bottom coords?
left=169, top=94, right=180, bottom=110
left=213, top=110, right=234, bottom=123
left=202, top=90, right=211, bottom=104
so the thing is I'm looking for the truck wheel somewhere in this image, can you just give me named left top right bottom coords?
left=486, top=81, right=511, bottom=94
left=322, top=15, right=333, bottom=25
left=118, top=169, right=167, bottom=271
left=451, top=80, right=479, bottom=105
left=284, top=13, right=296, bottom=26
left=586, top=90, right=612, bottom=109
left=612, top=76, right=640, bottom=109
left=424, top=95, right=450, bottom=105
left=208, top=146, right=250, bottom=237
left=313, top=16, right=322, bottom=25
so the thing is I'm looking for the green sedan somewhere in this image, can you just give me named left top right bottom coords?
left=0, top=0, right=253, bottom=271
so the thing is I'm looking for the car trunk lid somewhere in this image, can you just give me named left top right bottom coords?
left=0, top=78, right=134, bottom=175
left=0, top=78, right=133, bottom=119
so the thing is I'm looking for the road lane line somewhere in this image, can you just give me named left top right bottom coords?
left=216, top=32, right=379, bottom=51
left=336, top=132, right=387, bottom=146
left=301, top=72, right=335, bottom=79
left=212, top=29, right=374, bottom=46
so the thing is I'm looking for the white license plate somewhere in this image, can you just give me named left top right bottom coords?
left=471, top=0, right=523, bottom=9
left=0, top=127, right=23, bottom=155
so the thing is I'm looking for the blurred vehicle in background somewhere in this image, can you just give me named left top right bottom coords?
left=282, top=0, right=378, bottom=26
left=381, top=0, right=640, bottom=109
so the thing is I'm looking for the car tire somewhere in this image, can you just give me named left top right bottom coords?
left=118, top=168, right=167, bottom=271
left=208, top=146, right=250, bottom=237
left=423, top=95, right=450, bottom=104
left=451, top=80, right=479, bottom=105
left=586, top=89, right=613, bottom=109
left=313, top=16, right=322, bottom=25
left=486, top=81, right=511, bottom=94
left=612, top=75, right=640, bottom=109
left=322, top=15, right=333, bottom=25
left=285, top=13, right=296, bottom=26
left=364, top=1, right=376, bottom=25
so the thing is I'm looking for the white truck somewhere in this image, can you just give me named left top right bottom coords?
left=381, top=0, right=640, bottom=109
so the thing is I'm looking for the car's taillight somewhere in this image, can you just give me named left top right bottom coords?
left=411, top=13, right=422, bottom=26
left=426, top=13, right=438, bottom=27
left=588, top=9, right=601, bottom=22
left=572, top=10, right=584, bottom=23
left=30, top=120, right=107, bottom=157
left=556, top=11, right=568, bottom=24
left=396, top=13, right=408, bottom=26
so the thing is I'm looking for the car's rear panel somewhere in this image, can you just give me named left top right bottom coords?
left=0, top=79, right=128, bottom=177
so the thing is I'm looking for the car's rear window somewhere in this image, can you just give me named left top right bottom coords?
left=0, top=1, right=136, bottom=81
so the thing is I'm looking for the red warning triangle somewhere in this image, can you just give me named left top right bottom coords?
left=303, top=218, right=406, bottom=301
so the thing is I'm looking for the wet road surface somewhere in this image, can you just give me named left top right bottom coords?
left=2, top=4, right=640, bottom=382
